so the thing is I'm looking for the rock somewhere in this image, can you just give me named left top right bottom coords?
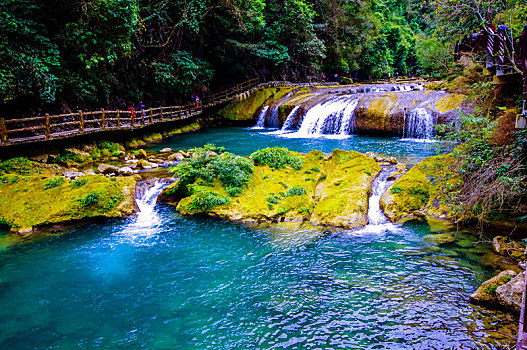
left=386, top=157, right=398, bottom=164
left=424, top=232, right=455, bottom=245
left=84, top=169, right=96, bottom=176
left=387, top=171, right=399, bottom=181
left=118, top=167, right=134, bottom=176
left=136, top=149, right=148, bottom=159
left=13, top=227, right=34, bottom=236
left=110, top=157, right=119, bottom=161
left=374, top=156, right=385, bottom=162
left=479, top=252, right=522, bottom=273
left=29, top=154, right=49, bottom=163
left=364, top=152, right=375, bottom=159
left=168, top=152, right=185, bottom=162
left=496, top=272, right=525, bottom=313
left=395, top=163, right=406, bottom=171
left=65, top=148, right=91, bottom=163
left=98, top=163, right=119, bottom=174
left=179, top=150, right=190, bottom=158
left=470, top=270, right=516, bottom=306
left=139, top=160, right=158, bottom=170
left=160, top=148, right=172, bottom=153
left=492, top=236, right=526, bottom=260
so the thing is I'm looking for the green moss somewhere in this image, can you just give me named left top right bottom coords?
left=81, top=192, right=100, bottom=207
left=0, top=157, right=35, bottom=175
left=71, top=178, right=88, bottom=188
left=285, top=186, right=306, bottom=196
left=381, top=154, right=462, bottom=221
left=0, top=175, right=137, bottom=230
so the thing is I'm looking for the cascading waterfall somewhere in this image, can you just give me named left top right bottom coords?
left=253, top=106, right=269, bottom=129
left=367, top=167, right=394, bottom=225
left=134, top=179, right=172, bottom=225
left=281, top=106, right=301, bottom=131
left=295, top=96, right=359, bottom=136
left=404, top=107, right=436, bottom=140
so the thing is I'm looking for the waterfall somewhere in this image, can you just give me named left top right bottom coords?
left=253, top=106, right=269, bottom=129
left=135, top=179, right=172, bottom=224
left=281, top=106, right=301, bottom=131
left=404, top=107, right=436, bottom=140
left=294, top=96, right=359, bottom=137
left=367, top=167, right=394, bottom=225
left=267, top=105, right=280, bottom=127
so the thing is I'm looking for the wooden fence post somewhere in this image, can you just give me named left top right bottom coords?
left=0, top=117, right=7, bottom=144
left=131, top=110, right=135, bottom=128
left=45, top=113, right=51, bottom=140
left=149, top=108, right=153, bottom=124
left=141, top=109, right=145, bottom=125
left=160, top=106, right=164, bottom=121
left=101, top=109, right=106, bottom=130
left=117, top=110, right=121, bottom=128
left=170, top=106, right=173, bottom=119
left=78, top=110, right=84, bottom=133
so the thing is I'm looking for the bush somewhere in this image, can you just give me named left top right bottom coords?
left=226, top=186, right=243, bottom=197
left=266, top=194, right=281, bottom=204
left=299, top=206, right=310, bottom=213
left=250, top=147, right=303, bottom=170
left=99, top=141, right=120, bottom=153
left=70, top=178, right=88, bottom=188
left=81, top=192, right=100, bottom=207
left=44, top=177, right=65, bottom=190
left=186, top=190, right=231, bottom=211
left=390, top=186, right=402, bottom=194
left=286, top=186, right=306, bottom=196
left=0, top=157, right=34, bottom=175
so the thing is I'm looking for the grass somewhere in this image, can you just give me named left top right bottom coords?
left=44, top=177, right=65, bottom=190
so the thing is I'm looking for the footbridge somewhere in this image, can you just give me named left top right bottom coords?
left=0, top=78, right=260, bottom=147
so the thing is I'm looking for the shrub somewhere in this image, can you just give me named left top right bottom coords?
left=390, top=186, right=403, bottom=194
left=278, top=181, right=288, bottom=188
left=186, top=190, right=231, bottom=211
left=267, top=195, right=281, bottom=204
left=70, top=178, right=88, bottom=188
left=56, top=150, right=88, bottom=164
left=250, top=147, right=303, bottom=170
left=267, top=204, right=275, bottom=210
left=99, top=141, right=120, bottom=153
left=226, top=186, right=243, bottom=197
left=81, top=193, right=100, bottom=207
left=44, top=177, right=65, bottom=190
left=286, top=186, right=307, bottom=196
left=311, top=167, right=320, bottom=172
left=0, top=157, right=34, bottom=175
left=299, top=206, right=310, bottom=214
left=277, top=207, right=289, bottom=215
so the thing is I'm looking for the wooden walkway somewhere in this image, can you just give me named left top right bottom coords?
left=0, top=78, right=259, bottom=146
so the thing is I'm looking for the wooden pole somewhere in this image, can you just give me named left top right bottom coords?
left=45, top=113, right=50, bottom=140
left=117, top=110, right=121, bottom=128
left=160, top=106, right=164, bottom=121
left=170, top=106, right=173, bottom=119
left=149, top=108, right=153, bottom=124
left=131, top=110, right=135, bottom=128
left=0, top=117, right=7, bottom=144
left=78, top=110, right=84, bottom=133
left=141, top=109, right=145, bottom=125
left=101, top=109, right=106, bottom=130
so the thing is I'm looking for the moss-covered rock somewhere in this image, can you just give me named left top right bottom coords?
left=164, top=148, right=380, bottom=229
left=470, top=270, right=517, bottom=306
left=380, top=153, right=462, bottom=222
left=434, top=94, right=465, bottom=113
left=0, top=174, right=137, bottom=233
left=218, top=88, right=296, bottom=121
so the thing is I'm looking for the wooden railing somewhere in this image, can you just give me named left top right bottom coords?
left=0, top=78, right=260, bottom=145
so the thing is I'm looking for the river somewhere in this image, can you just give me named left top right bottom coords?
left=0, top=127, right=518, bottom=349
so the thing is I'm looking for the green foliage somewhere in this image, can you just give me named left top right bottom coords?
left=70, top=178, right=88, bottom=188
left=0, top=157, right=34, bottom=175
left=186, top=189, right=231, bottom=211
left=81, top=192, right=100, bottom=207
left=286, top=186, right=306, bottom=196
left=416, top=34, right=453, bottom=77
left=267, top=203, right=275, bottom=210
left=487, top=286, right=497, bottom=295
left=299, top=206, right=310, bottom=214
left=266, top=195, right=281, bottom=204
left=251, top=147, right=303, bottom=170
left=44, top=177, right=65, bottom=190
left=310, top=167, right=320, bottom=172
left=390, top=186, right=403, bottom=194
left=226, top=186, right=243, bottom=197
left=98, top=141, right=120, bottom=153
left=56, top=150, right=88, bottom=164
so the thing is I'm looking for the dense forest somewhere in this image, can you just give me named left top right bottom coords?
left=0, top=0, right=525, bottom=116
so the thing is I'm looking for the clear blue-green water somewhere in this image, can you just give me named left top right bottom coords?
left=0, top=127, right=517, bottom=349
left=148, top=127, right=441, bottom=167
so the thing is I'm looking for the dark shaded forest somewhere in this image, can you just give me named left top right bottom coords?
left=1, top=0, right=525, bottom=116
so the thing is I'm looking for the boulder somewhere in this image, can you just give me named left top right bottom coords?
left=496, top=272, right=525, bottom=313
left=470, top=270, right=517, bottom=306
left=168, top=152, right=185, bottom=162
left=492, top=236, right=526, bottom=260
left=98, top=163, right=119, bottom=174
left=84, top=169, right=96, bottom=176
left=179, top=150, right=190, bottom=158
left=160, top=148, right=172, bottom=153
left=387, top=171, right=400, bottom=181
left=139, top=160, right=158, bottom=170
left=29, top=154, right=49, bottom=163
left=364, top=152, right=375, bottom=159
left=385, top=157, right=398, bottom=164
left=118, top=167, right=134, bottom=176
left=395, top=163, right=406, bottom=171
left=136, top=149, right=148, bottom=159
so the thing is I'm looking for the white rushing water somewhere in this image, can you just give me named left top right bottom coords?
left=135, top=180, right=172, bottom=225
left=293, top=96, right=359, bottom=137
left=367, top=167, right=394, bottom=225
left=252, top=106, right=269, bottom=129
left=404, top=107, right=436, bottom=141
left=281, top=106, right=301, bottom=131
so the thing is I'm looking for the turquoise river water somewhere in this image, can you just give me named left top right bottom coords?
left=0, top=127, right=519, bottom=349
